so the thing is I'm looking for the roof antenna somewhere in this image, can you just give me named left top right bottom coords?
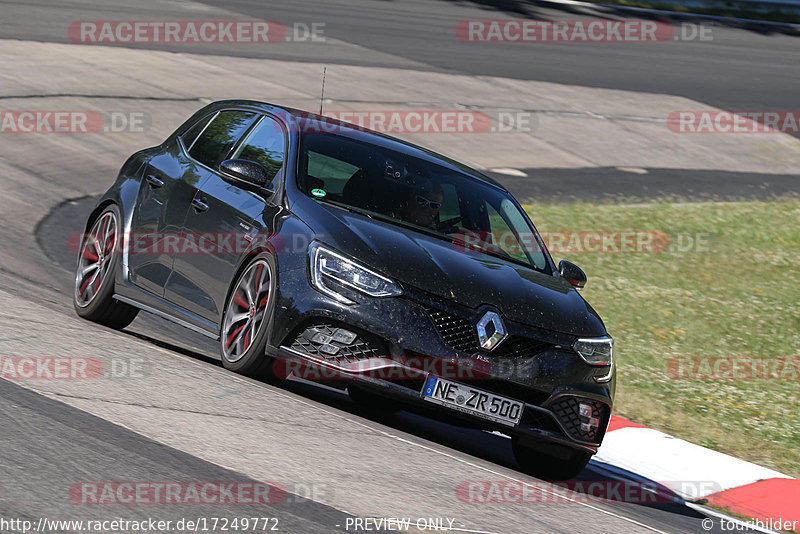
left=318, top=66, right=327, bottom=116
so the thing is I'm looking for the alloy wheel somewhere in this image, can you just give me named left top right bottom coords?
left=74, top=211, right=117, bottom=308
left=222, top=259, right=271, bottom=363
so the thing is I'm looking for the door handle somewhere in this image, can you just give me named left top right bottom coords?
left=191, top=197, right=209, bottom=213
left=145, top=174, right=164, bottom=188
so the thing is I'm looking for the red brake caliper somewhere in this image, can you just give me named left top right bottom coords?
left=80, top=230, right=99, bottom=298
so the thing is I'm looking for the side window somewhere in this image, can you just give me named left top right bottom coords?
left=306, top=151, right=359, bottom=195
left=484, top=200, right=546, bottom=269
left=180, top=113, right=214, bottom=150
left=438, top=183, right=460, bottom=222
left=189, top=110, right=258, bottom=169
left=498, top=199, right=546, bottom=269
left=230, top=116, right=286, bottom=186
left=486, top=202, right=529, bottom=265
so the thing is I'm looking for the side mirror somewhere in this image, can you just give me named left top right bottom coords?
left=219, top=159, right=276, bottom=191
left=558, top=260, right=586, bottom=290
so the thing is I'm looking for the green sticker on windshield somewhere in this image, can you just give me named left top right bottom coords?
left=311, top=188, right=327, bottom=198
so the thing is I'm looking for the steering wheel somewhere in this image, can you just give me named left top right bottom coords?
left=437, top=216, right=462, bottom=233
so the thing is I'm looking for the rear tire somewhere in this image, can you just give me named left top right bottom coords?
left=511, top=438, right=592, bottom=481
left=73, top=205, right=138, bottom=329
left=219, top=254, right=278, bottom=380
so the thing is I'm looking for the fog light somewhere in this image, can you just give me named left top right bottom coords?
left=578, top=402, right=600, bottom=434
left=310, top=332, right=333, bottom=344
left=331, top=328, right=357, bottom=345
left=319, top=344, right=340, bottom=356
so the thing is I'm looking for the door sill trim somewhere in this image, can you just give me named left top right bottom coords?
left=114, top=294, right=219, bottom=340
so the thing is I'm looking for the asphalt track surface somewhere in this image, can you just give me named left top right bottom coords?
left=491, top=167, right=799, bottom=202
left=1, top=0, right=796, bottom=532
left=0, top=379, right=355, bottom=533
left=2, top=0, right=798, bottom=115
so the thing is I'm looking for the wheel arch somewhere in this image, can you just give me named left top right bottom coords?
left=82, top=199, right=117, bottom=234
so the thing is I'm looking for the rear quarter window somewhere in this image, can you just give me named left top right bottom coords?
left=230, top=116, right=287, bottom=188
left=180, top=112, right=215, bottom=150
left=189, top=110, right=258, bottom=169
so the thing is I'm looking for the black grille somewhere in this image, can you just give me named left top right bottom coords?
left=547, top=396, right=609, bottom=443
left=426, top=308, right=477, bottom=352
left=492, top=336, right=552, bottom=359
left=426, top=307, right=552, bottom=358
left=289, top=323, right=387, bottom=366
left=521, top=408, right=563, bottom=435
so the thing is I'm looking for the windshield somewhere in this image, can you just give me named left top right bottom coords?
left=297, top=132, right=550, bottom=271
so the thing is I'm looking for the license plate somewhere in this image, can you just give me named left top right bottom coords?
left=421, top=375, right=523, bottom=427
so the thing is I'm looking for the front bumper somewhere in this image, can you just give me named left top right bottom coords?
left=266, top=268, right=615, bottom=454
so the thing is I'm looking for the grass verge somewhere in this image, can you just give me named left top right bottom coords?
left=523, top=198, right=800, bottom=477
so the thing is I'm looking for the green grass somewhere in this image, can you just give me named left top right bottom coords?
left=523, top=198, right=800, bottom=477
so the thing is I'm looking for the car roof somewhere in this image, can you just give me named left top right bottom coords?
left=205, top=99, right=508, bottom=192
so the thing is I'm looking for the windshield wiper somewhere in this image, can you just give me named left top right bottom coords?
left=323, top=199, right=374, bottom=219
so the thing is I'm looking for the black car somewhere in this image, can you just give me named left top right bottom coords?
left=73, top=100, right=615, bottom=480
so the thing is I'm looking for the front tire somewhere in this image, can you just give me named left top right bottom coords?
left=73, top=205, right=138, bottom=329
left=511, top=438, right=592, bottom=481
left=219, top=255, right=278, bottom=379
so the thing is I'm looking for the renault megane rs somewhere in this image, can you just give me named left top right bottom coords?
left=74, top=100, right=615, bottom=480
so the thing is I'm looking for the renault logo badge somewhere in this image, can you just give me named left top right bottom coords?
left=476, top=311, right=507, bottom=350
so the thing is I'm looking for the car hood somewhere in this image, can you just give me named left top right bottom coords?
left=305, top=201, right=606, bottom=337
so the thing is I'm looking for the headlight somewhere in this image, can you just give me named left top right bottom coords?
left=573, top=336, right=613, bottom=383
left=573, top=336, right=613, bottom=365
left=309, top=243, right=402, bottom=304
